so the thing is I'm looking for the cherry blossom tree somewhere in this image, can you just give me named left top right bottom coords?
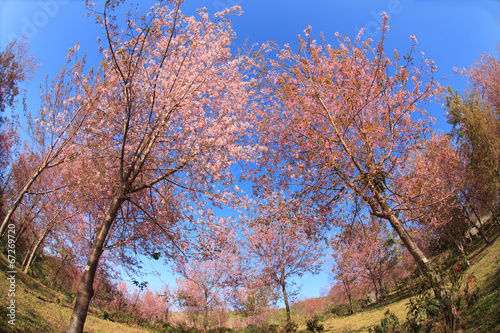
left=230, top=279, right=279, bottom=322
left=335, top=217, right=401, bottom=305
left=60, top=1, right=259, bottom=331
left=243, top=193, right=324, bottom=329
left=136, top=287, right=169, bottom=324
left=0, top=47, right=91, bottom=238
left=175, top=228, right=241, bottom=331
left=0, top=38, right=38, bottom=234
left=395, top=134, right=476, bottom=259
left=255, top=14, right=437, bottom=274
left=329, top=236, right=360, bottom=314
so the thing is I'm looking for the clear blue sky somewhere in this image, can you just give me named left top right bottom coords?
left=1, top=0, right=499, bottom=303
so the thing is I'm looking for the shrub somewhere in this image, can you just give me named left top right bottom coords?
left=306, top=315, right=324, bottom=332
left=404, top=261, right=479, bottom=333
left=369, top=310, right=400, bottom=333
left=282, top=321, right=298, bottom=333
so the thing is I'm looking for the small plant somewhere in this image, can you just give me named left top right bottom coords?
left=100, top=309, right=110, bottom=320
left=403, top=260, right=479, bottom=333
left=282, top=321, right=298, bottom=333
left=306, top=315, right=324, bottom=332
left=369, top=310, right=400, bottom=333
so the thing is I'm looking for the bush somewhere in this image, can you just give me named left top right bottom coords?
left=404, top=261, right=478, bottom=333
left=242, top=323, right=279, bottom=333
left=282, top=321, right=298, bottom=333
left=206, top=327, right=233, bottom=333
left=306, top=315, right=324, bottom=332
left=369, top=310, right=400, bottom=333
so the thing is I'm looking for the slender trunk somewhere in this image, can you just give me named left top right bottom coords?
left=67, top=193, right=125, bottom=333
left=466, top=203, right=490, bottom=245
left=0, top=165, right=45, bottom=237
left=373, top=191, right=435, bottom=275
left=386, top=212, right=433, bottom=274
left=22, top=242, right=35, bottom=267
left=203, top=290, right=208, bottom=332
left=281, top=283, right=291, bottom=328
left=372, top=278, right=380, bottom=305
left=342, top=279, right=354, bottom=314
left=444, top=229, right=470, bottom=266
left=51, top=254, right=72, bottom=287
left=378, top=278, right=384, bottom=299
left=23, top=226, right=51, bottom=273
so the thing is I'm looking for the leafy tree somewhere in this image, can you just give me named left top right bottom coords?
left=0, top=38, right=37, bottom=230
left=445, top=55, right=500, bottom=238
left=175, top=229, right=242, bottom=331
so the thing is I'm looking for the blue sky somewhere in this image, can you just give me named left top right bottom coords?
left=1, top=0, right=499, bottom=302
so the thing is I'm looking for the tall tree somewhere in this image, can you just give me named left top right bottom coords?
left=396, top=134, right=478, bottom=257
left=255, top=14, right=437, bottom=274
left=445, top=52, right=500, bottom=233
left=0, top=38, right=38, bottom=226
left=0, top=47, right=91, bottom=238
left=174, top=222, right=242, bottom=331
left=64, top=1, right=257, bottom=332
left=329, top=244, right=359, bottom=314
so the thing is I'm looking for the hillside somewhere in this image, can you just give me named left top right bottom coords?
left=0, top=224, right=499, bottom=333
left=0, top=254, right=149, bottom=333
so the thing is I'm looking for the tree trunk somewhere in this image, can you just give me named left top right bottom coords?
left=371, top=277, right=380, bottom=305
left=0, top=165, right=45, bottom=237
left=378, top=277, right=384, bottom=299
left=51, top=253, right=73, bottom=287
left=466, top=204, right=490, bottom=245
left=444, top=229, right=470, bottom=266
left=203, top=290, right=209, bottom=332
left=67, top=193, right=125, bottom=333
left=371, top=191, right=435, bottom=275
left=23, top=226, right=51, bottom=273
left=281, top=283, right=291, bottom=328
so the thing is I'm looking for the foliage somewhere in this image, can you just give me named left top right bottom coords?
left=403, top=261, right=478, bottom=333
left=369, top=310, right=400, bottom=333
left=242, top=193, right=324, bottom=327
left=282, top=320, right=298, bottom=333
left=0, top=38, right=38, bottom=114
left=255, top=11, right=437, bottom=275
left=306, top=315, right=325, bottom=332
left=242, top=323, right=279, bottom=333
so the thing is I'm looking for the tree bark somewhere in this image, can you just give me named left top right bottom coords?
left=372, top=190, right=434, bottom=275
left=23, top=226, right=51, bottom=273
left=203, top=290, right=209, bottom=332
left=281, top=282, right=292, bottom=329
left=342, top=279, right=354, bottom=314
left=67, top=193, right=125, bottom=333
left=465, top=203, right=490, bottom=245
left=0, top=165, right=44, bottom=237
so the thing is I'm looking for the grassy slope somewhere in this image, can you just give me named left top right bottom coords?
left=298, top=224, right=500, bottom=333
left=0, top=225, right=498, bottom=333
left=0, top=254, right=149, bottom=333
